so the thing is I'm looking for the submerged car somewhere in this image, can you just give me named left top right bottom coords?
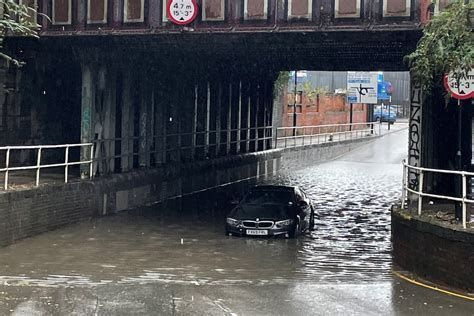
left=225, top=185, right=315, bottom=238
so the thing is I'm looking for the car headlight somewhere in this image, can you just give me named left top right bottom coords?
left=226, top=218, right=241, bottom=226
left=275, top=219, right=294, bottom=228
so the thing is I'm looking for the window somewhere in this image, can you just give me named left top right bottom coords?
left=244, top=0, right=268, bottom=20
left=288, top=0, right=312, bottom=20
left=20, top=0, right=37, bottom=25
left=88, top=0, right=108, bottom=24
left=383, top=0, right=411, bottom=17
left=124, top=0, right=144, bottom=23
left=52, top=0, right=72, bottom=25
left=202, top=0, right=225, bottom=21
left=334, top=0, right=361, bottom=18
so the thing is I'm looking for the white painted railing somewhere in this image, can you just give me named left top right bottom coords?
left=276, top=122, right=376, bottom=148
left=0, top=143, right=94, bottom=190
left=401, top=160, right=472, bottom=229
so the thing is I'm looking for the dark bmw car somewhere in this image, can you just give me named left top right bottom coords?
left=225, top=185, right=315, bottom=238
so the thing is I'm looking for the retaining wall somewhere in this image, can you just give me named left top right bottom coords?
left=0, top=137, right=376, bottom=246
left=392, top=208, right=474, bottom=292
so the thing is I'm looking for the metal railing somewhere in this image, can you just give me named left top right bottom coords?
left=401, top=160, right=472, bottom=229
left=92, top=126, right=274, bottom=171
left=276, top=122, right=376, bottom=148
left=0, top=143, right=94, bottom=190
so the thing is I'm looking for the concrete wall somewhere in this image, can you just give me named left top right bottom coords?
left=280, top=137, right=374, bottom=170
left=392, top=208, right=474, bottom=292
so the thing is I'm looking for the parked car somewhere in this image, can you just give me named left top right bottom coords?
left=373, top=105, right=397, bottom=124
left=225, top=185, right=315, bottom=238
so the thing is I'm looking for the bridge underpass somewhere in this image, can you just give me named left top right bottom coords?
left=4, top=27, right=421, bottom=177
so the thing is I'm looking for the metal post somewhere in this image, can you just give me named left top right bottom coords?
left=293, top=70, right=297, bottom=137
left=65, top=146, right=69, bottom=183
left=455, top=98, right=462, bottom=220
left=462, top=173, right=467, bottom=229
left=4, top=148, right=10, bottom=190
left=388, top=96, right=391, bottom=131
left=89, top=143, right=94, bottom=179
left=36, top=148, right=42, bottom=187
left=401, top=162, right=407, bottom=209
left=349, top=103, right=353, bottom=131
left=418, top=171, right=424, bottom=216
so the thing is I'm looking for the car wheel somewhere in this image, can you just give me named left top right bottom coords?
left=309, top=209, right=315, bottom=230
left=289, top=221, right=300, bottom=238
left=225, top=230, right=231, bottom=236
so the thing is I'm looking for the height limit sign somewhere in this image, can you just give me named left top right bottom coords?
left=347, top=72, right=379, bottom=104
left=167, top=0, right=198, bottom=25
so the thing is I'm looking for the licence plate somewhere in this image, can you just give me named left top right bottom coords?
left=246, top=229, right=268, bottom=235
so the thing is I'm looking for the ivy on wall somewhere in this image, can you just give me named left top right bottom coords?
left=405, top=0, right=473, bottom=95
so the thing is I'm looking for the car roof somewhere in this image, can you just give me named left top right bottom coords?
left=249, top=185, right=296, bottom=192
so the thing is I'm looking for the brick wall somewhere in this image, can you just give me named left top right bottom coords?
left=283, top=93, right=367, bottom=127
left=392, top=208, right=474, bottom=292
left=0, top=182, right=97, bottom=246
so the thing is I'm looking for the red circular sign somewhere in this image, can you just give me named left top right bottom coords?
left=167, top=0, right=198, bottom=25
left=443, top=67, right=474, bottom=100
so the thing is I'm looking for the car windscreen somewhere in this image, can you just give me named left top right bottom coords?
left=230, top=204, right=293, bottom=219
left=242, top=190, right=294, bottom=206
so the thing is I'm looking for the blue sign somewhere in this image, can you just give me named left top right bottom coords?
left=378, top=81, right=391, bottom=101
left=347, top=96, right=358, bottom=103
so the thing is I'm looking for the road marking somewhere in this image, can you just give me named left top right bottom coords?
left=392, top=270, right=474, bottom=301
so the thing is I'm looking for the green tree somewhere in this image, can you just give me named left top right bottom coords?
left=0, top=0, right=41, bottom=66
left=405, top=0, right=473, bottom=95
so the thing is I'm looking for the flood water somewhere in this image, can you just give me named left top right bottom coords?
left=0, top=128, right=473, bottom=315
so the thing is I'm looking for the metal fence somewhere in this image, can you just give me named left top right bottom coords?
left=0, top=123, right=378, bottom=190
left=92, top=126, right=274, bottom=174
left=0, top=143, right=94, bottom=190
left=401, top=160, right=471, bottom=229
left=276, top=122, right=376, bottom=148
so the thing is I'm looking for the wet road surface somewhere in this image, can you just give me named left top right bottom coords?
left=0, top=128, right=473, bottom=315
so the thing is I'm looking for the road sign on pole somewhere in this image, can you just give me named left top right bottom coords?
left=443, top=67, right=474, bottom=100
left=167, top=0, right=198, bottom=25
left=347, top=72, right=378, bottom=104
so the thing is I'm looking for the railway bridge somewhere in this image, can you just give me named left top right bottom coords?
left=1, top=0, right=473, bottom=294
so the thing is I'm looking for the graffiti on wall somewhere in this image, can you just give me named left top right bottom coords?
left=408, top=81, right=422, bottom=191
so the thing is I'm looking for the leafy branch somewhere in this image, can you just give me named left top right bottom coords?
left=302, top=82, right=329, bottom=101
left=0, top=0, right=42, bottom=66
left=273, top=71, right=291, bottom=99
left=404, top=0, right=473, bottom=95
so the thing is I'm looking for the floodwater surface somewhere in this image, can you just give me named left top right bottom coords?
left=0, top=128, right=473, bottom=315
